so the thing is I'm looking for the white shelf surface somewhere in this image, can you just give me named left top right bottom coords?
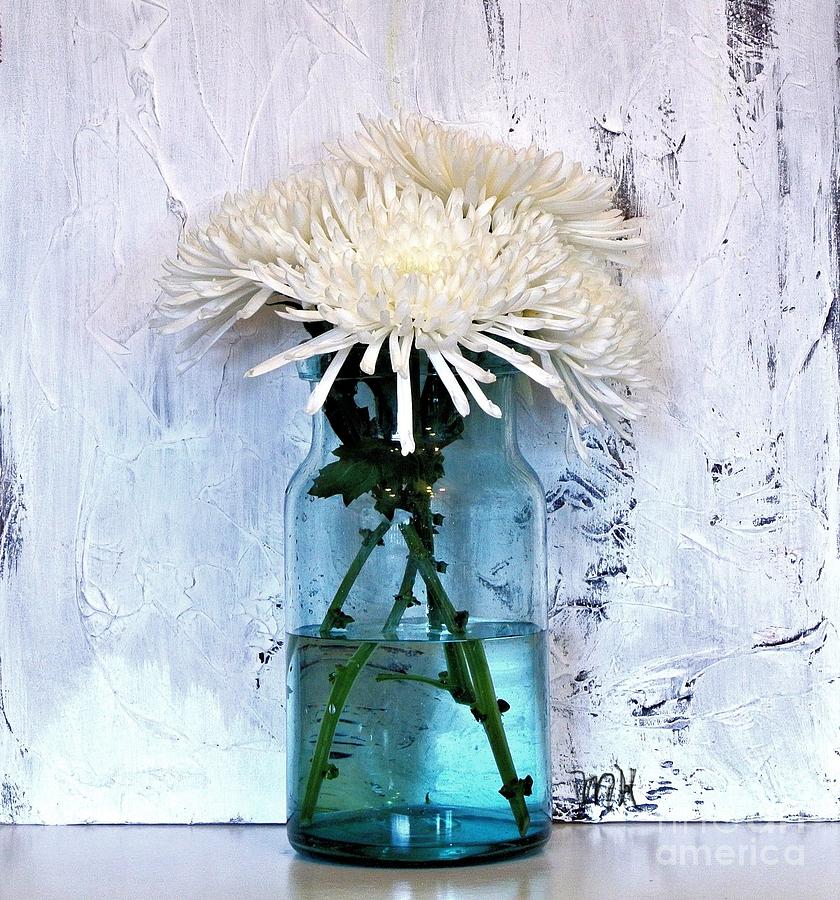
left=2, top=822, right=838, bottom=899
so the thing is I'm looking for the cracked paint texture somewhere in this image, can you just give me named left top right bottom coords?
left=1, top=0, right=839, bottom=822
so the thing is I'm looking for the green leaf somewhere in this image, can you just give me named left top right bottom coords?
left=308, top=378, right=464, bottom=515
left=309, top=457, right=381, bottom=506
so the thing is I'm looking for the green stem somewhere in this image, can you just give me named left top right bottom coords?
left=462, top=640, right=531, bottom=835
left=382, top=558, right=418, bottom=637
left=375, top=672, right=449, bottom=691
left=441, top=642, right=475, bottom=706
left=413, top=504, right=475, bottom=704
left=319, top=519, right=391, bottom=636
left=298, top=642, right=377, bottom=825
left=376, top=670, right=473, bottom=706
left=398, top=521, right=461, bottom=634
left=399, top=520, right=532, bottom=837
left=299, top=555, right=417, bottom=826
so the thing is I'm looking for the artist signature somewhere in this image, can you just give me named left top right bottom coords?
left=570, top=765, right=638, bottom=810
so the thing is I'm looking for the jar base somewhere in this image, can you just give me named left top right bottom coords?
left=287, top=804, right=552, bottom=867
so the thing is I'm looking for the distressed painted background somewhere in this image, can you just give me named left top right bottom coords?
left=1, top=0, right=839, bottom=824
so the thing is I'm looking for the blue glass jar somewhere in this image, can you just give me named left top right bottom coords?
left=285, top=353, right=551, bottom=864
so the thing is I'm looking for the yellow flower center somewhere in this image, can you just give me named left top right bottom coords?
left=389, top=247, right=443, bottom=277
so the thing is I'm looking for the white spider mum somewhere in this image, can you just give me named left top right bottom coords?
left=154, top=166, right=360, bottom=370
left=332, top=111, right=642, bottom=263
left=234, top=166, right=645, bottom=455
left=532, top=251, right=647, bottom=457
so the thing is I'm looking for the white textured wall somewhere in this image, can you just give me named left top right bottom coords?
left=1, top=0, right=839, bottom=823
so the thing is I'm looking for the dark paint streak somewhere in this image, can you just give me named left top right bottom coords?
left=752, top=618, right=826, bottom=650
left=592, top=120, right=643, bottom=218
left=631, top=690, right=693, bottom=723
left=254, top=636, right=283, bottom=690
left=0, top=779, right=29, bottom=824
left=708, top=459, right=735, bottom=483
left=581, top=511, right=632, bottom=550
left=151, top=362, right=174, bottom=428
left=767, top=341, right=777, bottom=390
left=646, top=781, right=678, bottom=802
left=775, top=89, right=790, bottom=199
left=657, top=93, right=684, bottom=204
left=832, top=9, right=840, bottom=298
left=726, top=0, right=776, bottom=174
left=825, top=11, right=840, bottom=387
left=477, top=569, right=516, bottom=608
left=726, top=0, right=775, bottom=85
left=774, top=65, right=790, bottom=299
left=563, top=593, right=609, bottom=622
left=0, top=402, right=24, bottom=577
left=256, top=639, right=283, bottom=665
left=802, top=11, right=840, bottom=397
left=0, top=708, right=10, bottom=738
left=547, top=471, right=606, bottom=512
left=549, top=433, right=637, bottom=634
left=802, top=294, right=839, bottom=373
left=583, top=561, right=628, bottom=594
left=752, top=514, right=778, bottom=527
left=0, top=655, right=12, bottom=735
left=481, top=0, right=506, bottom=91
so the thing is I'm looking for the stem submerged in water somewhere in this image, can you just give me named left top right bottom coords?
left=299, top=521, right=533, bottom=836
left=298, top=641, right=377, bottom=826
left=399, top=520, right=532, bottom=837
left=298, top=554, right=417, bottom=826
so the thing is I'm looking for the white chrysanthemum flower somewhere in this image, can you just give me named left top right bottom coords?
left=233, top=166, right=644, bottom=456
left=331, top=111, right=643, bottom=263
left=154, top=166, right=361, bottom=370
left=532, top=252, right=647, bottom=457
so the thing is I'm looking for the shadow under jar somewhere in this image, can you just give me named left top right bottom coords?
left=285, top=350, right=551, bottom=865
